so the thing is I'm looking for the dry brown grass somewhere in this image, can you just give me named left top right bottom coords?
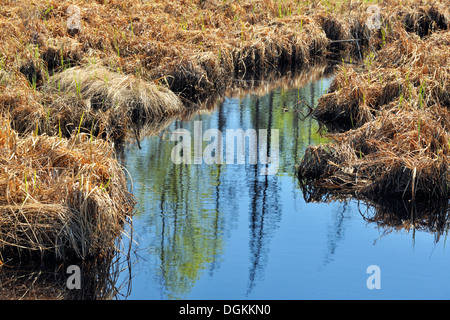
left=1, top=0, right=446, bottom=141
left=0, top=116, right=135, bottom=261
left=298, top=105, right=450, bottom=199
left=314, top=28, right=450, bottom=129
left=298, top=28, right=450, bottom=201
left=0, top=0, right=371, bottom=137
left=1, top=65, right=184, bottom=144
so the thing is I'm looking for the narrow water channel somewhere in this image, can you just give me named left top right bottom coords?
left=119, top=70, right=450, bottom=300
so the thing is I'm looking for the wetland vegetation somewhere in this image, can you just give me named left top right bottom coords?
left=0, top=0, right=448, bottom=299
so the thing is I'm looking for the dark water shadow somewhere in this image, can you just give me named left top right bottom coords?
left=299, top=181, right=450, bottom=244
left=0, top=218, right=134, bottom=300
left=357, top=196, right=450, bottom=244
left=0, top=250, right=133, bottom=300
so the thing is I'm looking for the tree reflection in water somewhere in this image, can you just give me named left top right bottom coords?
left=123, top=67, right=334, bottom=299
left=124, top=64, right=450, bottom=299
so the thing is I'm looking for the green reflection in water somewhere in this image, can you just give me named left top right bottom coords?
left=124, top=74, right=333, bottom=299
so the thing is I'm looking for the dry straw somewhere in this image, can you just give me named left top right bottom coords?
left=0, top=116, right=135, bottom=261
left=45, top=65, right=184, bottom=142
left=0, top=0, right=382, bottom=139
left=298, top=26, right=450, bottom=201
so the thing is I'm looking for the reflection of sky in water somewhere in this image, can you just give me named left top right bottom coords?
left=120, top=75, right=450, bottom=300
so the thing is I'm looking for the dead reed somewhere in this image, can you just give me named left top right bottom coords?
left=1, top=65, right=184, bottom=144
left=314, top=28, right=450, bottom=129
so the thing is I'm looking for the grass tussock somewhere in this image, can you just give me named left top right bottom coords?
left=313, top=29, right=450, bottom=130
left=298, top=105, right=450, bottom=200
left=2, top=65, right=184, bottom=144
left=298, top=28, right=450, bottom=201
left=46, top=65, right=184, bottom=141
left=47, top=65, right=184, bottom=118
left=0, top=116, right=135, bottom=261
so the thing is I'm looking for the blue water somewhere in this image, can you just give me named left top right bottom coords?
left=119, top=73, right=450, bottom=300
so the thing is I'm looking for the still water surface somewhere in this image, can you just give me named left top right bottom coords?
left=119, top=72, right=450, bottom=299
